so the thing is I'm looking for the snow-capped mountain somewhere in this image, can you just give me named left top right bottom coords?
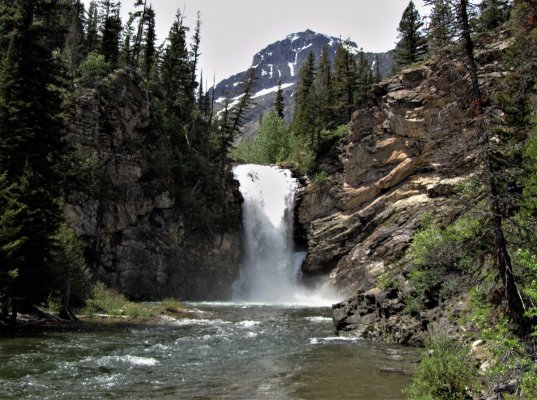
left=210, top=29, right=394, bottom=136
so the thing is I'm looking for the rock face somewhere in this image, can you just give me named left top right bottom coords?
left=210, top=30, right=394, bottom=137
left=67, top=72, right=241, bottom=301
left=296, top=39, right=510, bottom=342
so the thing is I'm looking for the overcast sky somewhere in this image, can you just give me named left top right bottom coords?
left=119, top=0, right=428, bottom=83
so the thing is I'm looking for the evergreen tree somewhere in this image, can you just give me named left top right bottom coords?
left=0, top=173, right=26, bottom=318
left=0, top=0, right=66, bottom=317
left=62, top=0, right=85, bottom=77
left=132, top=0, right=147, bottom=69
left=292, top=50, right=317, bottom=143
left=332, top=41, right=356, bottom=125
left=121, top=13, right=135, bottom=68
left=374, top=54, right=381, bottom=83
left=478, top=0, right=512, bottom=31
left=85, top=1, right=99, bottom=55
left=99, top=0, right=121, bottom=67
left=425, top=0, right=456, bottom=52
left=395, top=1, right=427, bottom=67
left=355, top=48, right=372, bottom=107
left=314, top=45, right=333, bottom=131
left=457, top=0, right=528, bottom=329
left=190, top=12, right=202, bottom=94
left=274, top=79, right=285, bottom=119
left=161, top=10, right=192, bottom=121
left=50, top=222, right=91, bottom=320
left=141, top=5, right=156, bottom=80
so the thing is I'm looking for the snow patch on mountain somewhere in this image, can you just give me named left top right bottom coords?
left=252, top=82, right=294, bottom=99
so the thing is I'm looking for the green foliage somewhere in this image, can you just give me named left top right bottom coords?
left=78, top=52, right=110, bottom=82
left=0, top=174, right=26, bottom=304
left=49, top=223, right=92, bottom=308
left=404, top=214, right=485, bottom=314
left=403, top=336, right=477, bottom=400
left=84, top=282, right=126, bottom=316
left=312, top=171, right=329, bottom=185
left=83, top=282, right=186, bottom=320
left=274, top=79, right=285, bottom=119
left=409, top=215, right=481, bottom=270
left=425, top=0, right=456, bottom=52
left=395, top=1, right=428, bottom=67
left=231, top=112, right=292, bottom=165
left=477, top=0, right=511, bottom=32
left=467, top=292, right=537, bottom=398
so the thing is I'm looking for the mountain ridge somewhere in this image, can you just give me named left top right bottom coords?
left=209, top=29, right=394, bottom=137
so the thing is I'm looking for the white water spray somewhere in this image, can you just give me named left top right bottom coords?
left=232, top=164, right=339, bottom=305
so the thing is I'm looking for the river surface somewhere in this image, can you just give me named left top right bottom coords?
left=0, top=303, right=418, bottom=399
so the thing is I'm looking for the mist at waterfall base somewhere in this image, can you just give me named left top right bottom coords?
left=232, top=164, right=339, bottom=305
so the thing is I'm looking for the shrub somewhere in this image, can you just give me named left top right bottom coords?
left=403, top=336, right=477, bottom=400
left=84, top=282, right=127, bottom=316
left=78, top=52, right=110, bottom=82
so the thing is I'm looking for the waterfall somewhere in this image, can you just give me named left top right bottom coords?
left=232, top=164, right=338, bottom=304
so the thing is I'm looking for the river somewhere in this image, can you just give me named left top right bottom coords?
left=1, top=164, right=418, bottom=398
left=0, top=303, right=417, bottom=399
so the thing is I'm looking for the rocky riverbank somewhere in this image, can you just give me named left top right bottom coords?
left=295, top=36, right=513, bottom=344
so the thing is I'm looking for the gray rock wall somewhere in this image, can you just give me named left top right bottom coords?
left=67, top=72, right=241, bottom=301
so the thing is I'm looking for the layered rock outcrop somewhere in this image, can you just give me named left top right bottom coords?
left=297, top=38, right=511, bottom=342
left=67, top=72, right=241, bottom=300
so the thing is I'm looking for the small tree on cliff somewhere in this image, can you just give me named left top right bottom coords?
left=395, top=1, right=427, bottom=67
left=274, top=79, right=285, bottom=119
left=292, top=50, right=317, bottom=143
left=426, top=0, right=456, bottom=52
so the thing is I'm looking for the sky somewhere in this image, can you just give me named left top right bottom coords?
left=119, top=0, right=428, bottom=83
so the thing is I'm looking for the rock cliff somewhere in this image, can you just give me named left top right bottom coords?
left=296, top=37, right=511, bottom=343
left=66, top=71, right=242, bottom=301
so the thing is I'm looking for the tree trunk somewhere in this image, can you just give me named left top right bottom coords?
left=59, top=281, right=78, bottom=321
left=458, top=0, right=528, bottom=330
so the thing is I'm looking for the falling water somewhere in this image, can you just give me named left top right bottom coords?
left=232, top=164, right=338, bottom=304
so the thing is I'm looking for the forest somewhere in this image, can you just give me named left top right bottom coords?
left=1, top=0, right=537, bottom=398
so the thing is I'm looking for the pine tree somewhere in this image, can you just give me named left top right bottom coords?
left=274, top=79, right=285, bottom=119
left=314, top=45, right=333, bottom=131
left=62, top=0, right=85, bottom=77
left=141, top=5, right=156, bottom=80
left=161, top=10, right=192, bottom=120
left=121, top=13, right=135, bottom=68
left=332, top=41, right=356, bottom=125
left=292, top=50, right=317, bottom=143
left=478, top=0, right=512, bottom=31
left=0, top=0, right=66, bottom=318
left=425, top=0, right=456, bottom=52
left=190, top=12, right=202, bottom=95
left=99, top=0, right=121, bottom=67
left=457, top=0, right=528, bottom=329
left=355, top=48, right=372, bottom=107
left=85, top=1, right=99, bottom=54
left=395, top=1, right=427, bottom=67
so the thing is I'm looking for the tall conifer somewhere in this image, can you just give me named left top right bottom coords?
left=274, top=79, right=285, bottom=119
left=292, top=50, right=316, bottom=143
left=395, top=1, right=427, bottom=67
left=0, top=0, right=65, bottom=317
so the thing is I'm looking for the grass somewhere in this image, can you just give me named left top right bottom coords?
left=81, top=282, right=188, bottom=320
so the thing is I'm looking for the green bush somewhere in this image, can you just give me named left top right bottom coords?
left=230, top=111, right=292, bottom=165
left=84, top=282, right=128, bottom=316
left=78, top=52, right=110, bottom=82
left=403, top=336, right=477, bottom=400
left=83, top=283, right=187, bottom=320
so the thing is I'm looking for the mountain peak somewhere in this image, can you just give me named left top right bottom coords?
left=211, top=31, right=392, bottom=136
